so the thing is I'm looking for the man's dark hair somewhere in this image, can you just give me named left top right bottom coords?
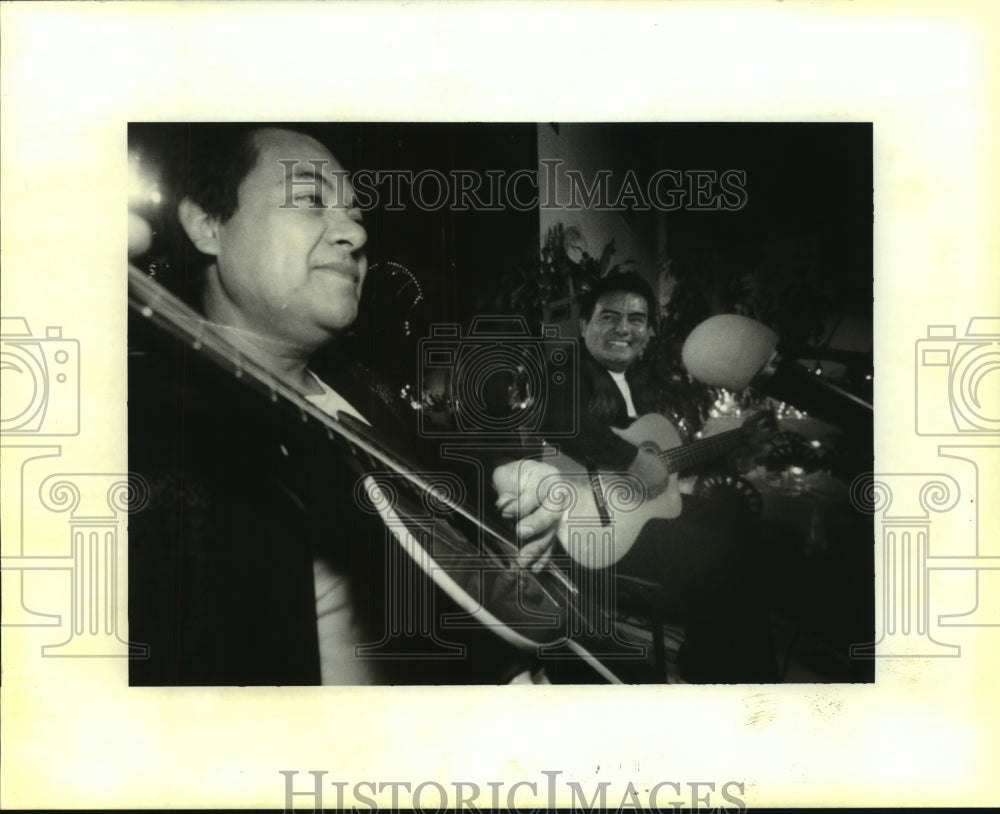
left=578, top=271, right=658, bottom=328
left=163, top=122, right=352, bottom=222
left=129, top=123, right=267, bottom=306
left=164, top=123, right=265, bottom=225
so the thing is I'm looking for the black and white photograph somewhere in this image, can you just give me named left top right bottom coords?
left=126, top=122, right=874, bottom=688
left=3, top=2, right=998, bottom=810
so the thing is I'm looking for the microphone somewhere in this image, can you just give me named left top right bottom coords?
left=681, top=314, right=872, bottom=432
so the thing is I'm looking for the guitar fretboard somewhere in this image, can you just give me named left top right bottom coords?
left=659, top=426, right=746, bottom=473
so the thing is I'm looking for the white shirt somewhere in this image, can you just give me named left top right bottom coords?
left=304, top=374, right=550, bottom=685
left=608, top=369, right=638, bottom=418
left=305, top=374, right=378, bottom=685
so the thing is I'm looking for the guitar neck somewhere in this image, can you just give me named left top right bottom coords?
left=659, top=425, right=745, bottom=473
left=129, top=263, right=634, bottom=679
left=128, top=264, right=520, bottom=559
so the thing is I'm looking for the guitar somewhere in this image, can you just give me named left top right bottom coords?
left=541, top=410, right=775, bottom=568
left=128, top=264, right=638, bottom=683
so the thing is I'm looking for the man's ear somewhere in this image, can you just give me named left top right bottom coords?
left=177, top=198, right=221, bottom=256
left=578, top=317, right=588, bottom=336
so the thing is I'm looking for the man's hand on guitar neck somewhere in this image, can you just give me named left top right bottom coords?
left=492, top=459, right=567, bottom=572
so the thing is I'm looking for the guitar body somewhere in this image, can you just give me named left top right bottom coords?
left=610, top=411, right=683, bottom=450
left=545, top=414, right=683, bottom=568
left=544, top=411, right=771, bottom=568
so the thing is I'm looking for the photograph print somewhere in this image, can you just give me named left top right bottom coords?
left=126, top=121, right=874, bottom=687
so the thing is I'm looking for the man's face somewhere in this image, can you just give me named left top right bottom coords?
left=205, top=128, right=368, bottom=350
left=580, top=290, right=651, bottom=372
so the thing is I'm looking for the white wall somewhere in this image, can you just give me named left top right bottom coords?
left=537, top=124, right=662, bottom=305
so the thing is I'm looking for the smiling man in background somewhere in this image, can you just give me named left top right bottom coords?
left=537, top=272, right=779, bottom=682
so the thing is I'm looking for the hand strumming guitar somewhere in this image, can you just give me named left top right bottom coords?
left=492, top=459, right=566, bottom=572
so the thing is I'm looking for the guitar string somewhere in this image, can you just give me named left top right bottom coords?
left=657, top=426, right=747, bottom=471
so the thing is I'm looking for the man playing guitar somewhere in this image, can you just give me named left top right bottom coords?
left=128, top=125, right=567, bottom=685
left=520, top=272, right=780, bottom=683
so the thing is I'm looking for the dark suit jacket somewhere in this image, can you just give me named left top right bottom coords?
left=542, top=342, right=660, bottom=470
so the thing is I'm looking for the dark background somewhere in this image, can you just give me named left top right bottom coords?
left=130, top=121, right=872, bottom=364
left=129, top=122, right=875, bottom=682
